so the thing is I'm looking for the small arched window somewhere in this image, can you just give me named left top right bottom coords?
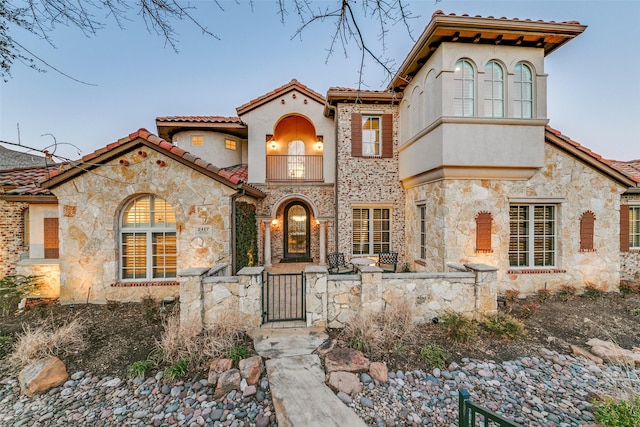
left=120, top=195, right=177, bottom=280
left=514, top=62, right=533, bottom=118
left=454, top=59, right=475, bottom=116
left=484, top=61, right=504, bottom=117
left=580, top=211, right=596, bottom=252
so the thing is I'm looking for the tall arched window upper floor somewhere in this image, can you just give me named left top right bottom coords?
left=453, top=59, right=475, bottom=117
left=484, top=61, right=504, bottom=118
left=120, top=194, right=177, bottom=281
left=514, top=62, right=534, bottom=118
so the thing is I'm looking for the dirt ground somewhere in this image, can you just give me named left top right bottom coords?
left=0, top=292, right=639, bottom=378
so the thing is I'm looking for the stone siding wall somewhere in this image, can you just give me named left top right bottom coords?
left=621, top=193, right=640, bottom=281
left=0, top=200, right=27, bottom=277
left=255, top=184, right=335, bottom=263
left=51, top=148, right=243, bottom=303
left=334, top=104, right=406, bottom=264
left=406, top=143, right=626, bottom=295
left=15, top=261, right=60, bottom=298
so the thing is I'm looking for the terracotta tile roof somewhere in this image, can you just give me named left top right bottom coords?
left=431, top=10, right=581, bottom=26
left=42, top=129, right=265, bottom=197
left=609, top=160, right=640, bottom=183
left=236, top=79, right=326, bottom=115
left=545, top=126, right=638, bottom=186
left=218, top=164, right=248, bottom=184
left=155, top=116, right=243, bottom=124
left=0, top=166, right=56, bottom=196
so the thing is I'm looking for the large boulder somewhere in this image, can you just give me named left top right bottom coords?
left=327, top=371, right=362, bottom=394
left=213, top=369, right=241, bottom=399
left=586, top=338, right=640, bottom=367
left=324, top=348, right=370, bottom=373
left=19, top=356, right=68, bottom=396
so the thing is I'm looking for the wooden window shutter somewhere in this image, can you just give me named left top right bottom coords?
left=351, top=113, right=363, bottom=157
left=381, top=114, right=393, bottom=158
left=579, top=211, right=595, bottom=251
left=44, top=217, right=59, bottom=259
left=475, top=211, right=492, bottom=253
left=620, top=205, right=630, bottom=252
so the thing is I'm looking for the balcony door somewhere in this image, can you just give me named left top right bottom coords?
left=284, top=201, right=311, bottom=261
left=288, top=140, right=305, bottom=179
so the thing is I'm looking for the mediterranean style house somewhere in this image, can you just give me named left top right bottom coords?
left=1, top=11, right=639, bottom=305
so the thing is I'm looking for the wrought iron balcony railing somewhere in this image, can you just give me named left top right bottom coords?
left=266, top=155, right=323, bottom=181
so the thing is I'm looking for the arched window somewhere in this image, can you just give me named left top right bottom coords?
left=454, top=59, right=474, bottom=116
left=514, top=62, right=533, bottom=118
left=484, top=61, right=504, bottom=117
left=120, top=195, right=176, bottom=280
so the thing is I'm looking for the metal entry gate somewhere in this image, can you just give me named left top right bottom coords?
left=262, top=272, right=305, bottom=323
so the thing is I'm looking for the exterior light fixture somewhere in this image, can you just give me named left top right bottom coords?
left=271, top=141, right=276, bottom=150
left=271, top=219, right=278, bottom=226
left=316, top=141, right=323, bottom=151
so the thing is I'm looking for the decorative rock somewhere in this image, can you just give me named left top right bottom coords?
left=586, top=338, right=640, bottom=367
left=324, top=348, right=370, bottom=373
left=239, top=356, right=264, bottom=385
left=369, top=361, right=389, bottom=383
left=18, top=356, right=69, bottom=396
left=213, top=369, right=241, bottom=399
left=210, top=358, right=234, bottom=373
left=336, top=391, right=353, bottom=404
left=327, top=371, right=362, bottom=395
left=571, top=345, right=604, bottom=365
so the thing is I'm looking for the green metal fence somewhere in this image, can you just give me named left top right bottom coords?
left=458, top=390, right=523, bottom=427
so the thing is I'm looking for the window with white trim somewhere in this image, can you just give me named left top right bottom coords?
left=353, top=207, right=391, bottom=255
left=362, top=116, right=381, bottom=156
left=120, top=195, right=177, bottom=280
left=631, top=207, right=640, bottom=249
left=514, top=63, right=533, bottom=118
left=509, top=205, right=556, bottom=267
left=454, top=59, right=474, bottom=116
left=484, top=61, right=504, bottom=117
left=419, top=205, right=427, bottom=259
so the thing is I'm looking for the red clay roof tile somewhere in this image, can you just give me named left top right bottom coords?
left=236, top=79, right=325, bottom=115
left=156, top=116, right=243, bottom=124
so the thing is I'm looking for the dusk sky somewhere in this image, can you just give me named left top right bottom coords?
left=1, top=0, right=639, bottom=164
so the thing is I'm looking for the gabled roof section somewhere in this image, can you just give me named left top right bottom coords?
left=155, top=116, right=247, bottom=141
left=545, top=126, right=637, bottom=188
left=389, top=10, right=586, bottom=92
left=236, top=79, right=326, bottom=116
left=324, top=87, right=403, bottom=116
left=40, top=129, right=265, bottom=198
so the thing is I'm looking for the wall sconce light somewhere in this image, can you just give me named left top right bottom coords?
left=316, top=141, right=323, bottom=151
left=271, top=219, right=278, bottom=226
left=271, top=141, right=277, bottom=150
left=315, top=219, right=320, bottom=225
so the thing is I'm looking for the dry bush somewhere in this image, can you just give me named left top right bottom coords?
left=505, top=289, right=520, bottom=305
left=342, top=300, right=416, bottom=354
left=155, top=311, right=246, bottom=369
left=8, top=318, right=85, bottom=372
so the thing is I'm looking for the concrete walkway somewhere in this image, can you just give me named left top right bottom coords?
left=249, top=326, right=366, bottom=427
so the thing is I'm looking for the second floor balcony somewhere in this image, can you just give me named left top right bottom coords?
left=266, top=155, right=323, bottom=182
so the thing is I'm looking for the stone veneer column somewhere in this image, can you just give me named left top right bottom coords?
left=358, top=265, right=384, bottom=313
left=178, top=267, right=210, bottom=335
left=236, top=266, right=265, bottom=327
left=263, top=220, right=272, bottom=268
left=464, top=263, right=498, bottom=320
left=319, top=220, right=326, bottom=266
left=304, top=266, right=328, bottom=327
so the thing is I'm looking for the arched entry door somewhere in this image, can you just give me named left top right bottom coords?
left=284, top=202, right=311, bottom=261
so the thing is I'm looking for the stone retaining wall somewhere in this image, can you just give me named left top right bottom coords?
left=180, top=264, right=498, bottom=333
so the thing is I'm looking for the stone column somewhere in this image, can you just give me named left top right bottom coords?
left=359, top=265, right=384, bottom=313
left=178, top=267, right=210, bottom=336
left=237, top=266, right=265, bottom=327
left=263, top=220, right=272, bottom=268
left=464, top=263, right=498, bottom=320
left=319, top=220, right=326, bottom=266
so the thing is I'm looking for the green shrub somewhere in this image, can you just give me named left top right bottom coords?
left=438, top=311, right=477, bottom=343
left=631, top=307, right=640, bottom=317
left=0, top=275, right=40, bottom=316
left=349, top=331, right=372, bottom=353
left=224, top=345, right=248, bottom=365
left=420, top=344, right=446, bottom=369
left=482, top=313, right=526, bottom=339
left=583, top=282, right=603, bottom=300
left=594, top=396, right=640, bottom=427
left=164, top=358, right=188, bottom=381
left=127, top=360, right=154, bottom=378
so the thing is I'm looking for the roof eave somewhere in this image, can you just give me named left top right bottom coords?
left=156, top=121, right=248, bottom=141
left=236, top=82, right=326, bottom=116
left=0, top=194, right=58, bottom=203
